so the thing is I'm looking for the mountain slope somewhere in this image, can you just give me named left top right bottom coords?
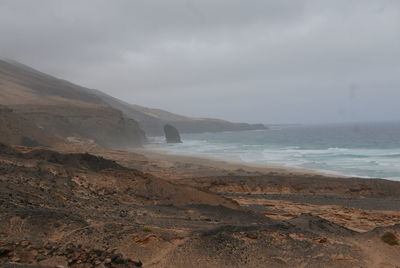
left=0, top=59, right=145, bottom=148
left=91, top=88, right=267, bottom=136
left=0, top=104, right=60, bottom=146
left=0, top=59, right=266, bottom=140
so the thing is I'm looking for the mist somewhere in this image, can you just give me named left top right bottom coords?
left=1, top=0, right=399, bottom=124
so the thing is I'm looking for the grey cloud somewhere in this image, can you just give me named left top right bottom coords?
left=0, top=0, right=399, bottom=123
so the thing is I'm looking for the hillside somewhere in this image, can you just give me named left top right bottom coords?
left=0, top=59, right=266, bottom=139
left=92, top=89, right=267, bottom=136
left=0, top=105, right=60, bottom=146
left=0, top=59, right=146, bottom=148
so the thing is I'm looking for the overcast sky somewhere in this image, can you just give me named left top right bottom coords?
left=1, top=0, right=399, bottom=124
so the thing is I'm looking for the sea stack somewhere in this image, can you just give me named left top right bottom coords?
left=163, top=124, right=182, bottom=143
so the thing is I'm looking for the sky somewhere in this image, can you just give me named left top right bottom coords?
left=1, top=0, right=399, bottom=124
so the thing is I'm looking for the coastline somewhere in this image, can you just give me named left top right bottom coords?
left=135, top=147, right=353, bottom=179
left=145, top=125, right=400, bottom=181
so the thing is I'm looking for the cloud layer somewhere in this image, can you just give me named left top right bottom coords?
left=1, top=0, right=399, bottom=123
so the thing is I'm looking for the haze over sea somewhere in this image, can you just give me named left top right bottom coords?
left=147, top=122, right=400, bottom=181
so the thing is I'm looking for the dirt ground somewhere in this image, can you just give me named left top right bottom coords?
left=1, top=143, right=400, bottom=267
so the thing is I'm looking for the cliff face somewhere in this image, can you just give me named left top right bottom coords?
left=0, top=60, right=145, bottom=148
left=11, top=104, right=145, bottom=148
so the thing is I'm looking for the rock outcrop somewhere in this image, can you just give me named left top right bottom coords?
left=164, top=124, right=182, bottom=143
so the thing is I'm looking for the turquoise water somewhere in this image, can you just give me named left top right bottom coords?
left=146, top=122, right=400, bottom=181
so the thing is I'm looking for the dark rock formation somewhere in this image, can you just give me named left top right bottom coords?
left=21, top=137, right=41, bottom=147
left=164, top=124, right=182, bottom=143
left=0, top=143, right=20, bottom=156
left=23, top=150, right=133, bottom=172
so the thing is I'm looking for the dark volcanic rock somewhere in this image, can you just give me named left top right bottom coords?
left=0, top=240, right=142, bottom=268
left=0, top=143, right=20, bottom=156
left=163, top=124, right=182, bottom=143
left=21, top=137, right=41, bottom=147
left=289, top=213, right=356, bottom=236
left=23, top=150, right=131, bottom=172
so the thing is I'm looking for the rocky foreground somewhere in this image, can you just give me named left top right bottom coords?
left=1, top=143, right=400, bottom=267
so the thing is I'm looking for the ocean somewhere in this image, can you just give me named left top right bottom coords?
left=146, top=122, right=400, bottom=181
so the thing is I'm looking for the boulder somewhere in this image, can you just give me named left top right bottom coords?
left=163, top=124, right=182, bottom=143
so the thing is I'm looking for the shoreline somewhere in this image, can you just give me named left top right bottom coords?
left=134, top=147, right=354, bottom=179
left=145, top=131, right=400, bottom=181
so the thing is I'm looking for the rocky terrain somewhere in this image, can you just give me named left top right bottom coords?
left=1, top=142, right=400, bottom=267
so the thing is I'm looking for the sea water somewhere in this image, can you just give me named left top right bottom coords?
left=146, top=122, right=400, bottom=181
